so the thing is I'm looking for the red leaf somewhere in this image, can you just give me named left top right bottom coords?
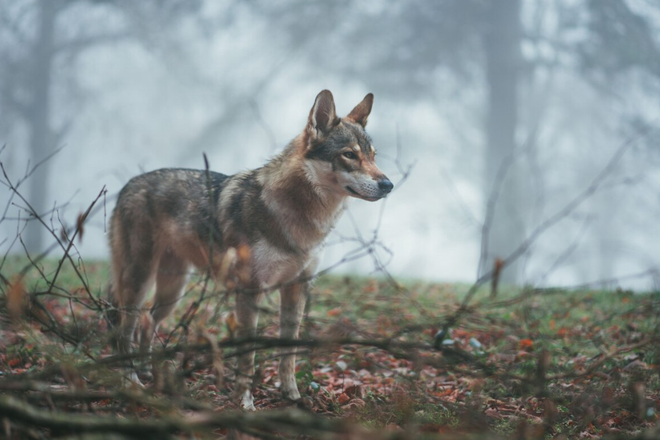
left=337, top=393, right=350, bottom=404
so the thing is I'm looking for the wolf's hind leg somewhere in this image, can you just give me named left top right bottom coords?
left=279, top=281, right=307, bottom=402
left=233, top=290, right=262, bottom=410
left=116, top=259, right=155, bottom=386
left=140, top=250, right=189, bottom=354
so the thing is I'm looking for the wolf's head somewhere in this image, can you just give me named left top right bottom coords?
left=303, top=90, right=393, bottom=202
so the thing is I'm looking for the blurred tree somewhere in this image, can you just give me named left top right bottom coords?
left=579, top=0, right=660, bottom=78
left=252, top=0, right=660, bottom=284
left=1, top=0, right=60, bottom=254
left=4, top=0, right=659, bottom=283
left=0, top=0, right=204, bottom=253
left=480, top=0, right=524, bottom=282
left=251, top=0, right=526, bottom=282
left=566, top=0, right=660, bottom=282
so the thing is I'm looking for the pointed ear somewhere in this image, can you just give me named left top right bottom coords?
left=346, top=93, right=374, bottom=127
left=308, top=90, right=338, bottom=138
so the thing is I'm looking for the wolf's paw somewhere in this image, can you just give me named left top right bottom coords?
left=281, top=385, right=301, bottom=402
left=237, top=389, right=256, bottom=411
left=296, top=396, right=314, bottom=410
left=123, top=371, right=145, bottom=389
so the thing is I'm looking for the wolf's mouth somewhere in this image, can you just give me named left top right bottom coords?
left=345, top=186, right=380, bottom=201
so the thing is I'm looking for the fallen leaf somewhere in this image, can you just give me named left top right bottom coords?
left=76, top=211, right=86, bottom=243
left=224, top=312, right=238, bottom=336
left=7, top=276, right=24, bottom=321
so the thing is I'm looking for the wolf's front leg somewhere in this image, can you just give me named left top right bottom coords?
left=234, top=291, right=262, bottom=410
left=279, top=281, right=307, bottom=402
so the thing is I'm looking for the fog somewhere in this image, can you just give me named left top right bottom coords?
left=2, top=0, right=660, bottom=290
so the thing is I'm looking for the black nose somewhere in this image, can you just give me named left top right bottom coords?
left=378, top=178, right=394, bottom=194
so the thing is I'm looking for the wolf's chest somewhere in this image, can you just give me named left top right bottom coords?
left=250, top=239, right=320, bottom=289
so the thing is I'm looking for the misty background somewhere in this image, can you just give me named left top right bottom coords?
left=1, top=0, right=660, bottom=290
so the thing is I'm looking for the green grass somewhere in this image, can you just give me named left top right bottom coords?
left=1, top=256, right=659, bottom=439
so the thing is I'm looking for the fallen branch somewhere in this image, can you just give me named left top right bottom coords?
left=0, top=394, right=358, bottom=438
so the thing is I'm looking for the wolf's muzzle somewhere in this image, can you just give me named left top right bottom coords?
left=378, top=178, right=394, bottom=195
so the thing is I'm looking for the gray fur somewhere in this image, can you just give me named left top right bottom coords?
left=108, top=90, right=393, bottom=409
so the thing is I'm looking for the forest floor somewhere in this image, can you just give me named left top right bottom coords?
left=1, top=257, right=659, bottom=439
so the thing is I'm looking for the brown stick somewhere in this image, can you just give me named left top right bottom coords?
left=0, top=394, right=356, bottom=438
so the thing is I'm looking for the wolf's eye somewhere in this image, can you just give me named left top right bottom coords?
left=343, top=151, right=357, bottom=160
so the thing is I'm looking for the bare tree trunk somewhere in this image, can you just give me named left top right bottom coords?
left=480, top=0, right=525, bottom=284
left=25, top=0, right=57, bottom=253
left=595, top=193, right=616, bottom=287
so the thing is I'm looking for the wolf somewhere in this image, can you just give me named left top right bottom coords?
left=108, top=90, right=393, bottom=410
